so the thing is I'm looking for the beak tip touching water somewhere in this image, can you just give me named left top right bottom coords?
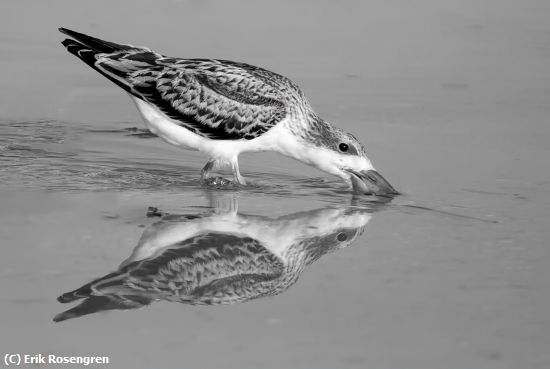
left=348, top=169, right=399, bottom=197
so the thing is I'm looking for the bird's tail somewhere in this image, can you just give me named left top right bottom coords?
left=59, top=27, right=160, bottom=96
left=59, top=28, right=139, bottom=94
left=54, top=270, right=152, bottom=322
left=57, top=271, right=122, bottom=303
left=59, top=27, right=133, bottom=54
left=53, top=294, right=152, bottom=322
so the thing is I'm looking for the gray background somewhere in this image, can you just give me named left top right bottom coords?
left=1, top=1, right=549, bottom=368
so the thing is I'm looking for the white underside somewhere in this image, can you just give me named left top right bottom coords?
left=122, top=207, right=371, bottom=266
left=131, top=96, right=299, bottom=165
left=130, top=96, right=370, bottom=185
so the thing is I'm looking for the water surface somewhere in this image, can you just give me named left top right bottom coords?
left=1, top=1, right=550, bottom=368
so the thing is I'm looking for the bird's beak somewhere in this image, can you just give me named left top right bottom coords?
left=347, top=169, right=399, bottom=196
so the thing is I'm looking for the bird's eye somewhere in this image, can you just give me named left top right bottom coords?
left=337, top=232, right=348, bottom=242
left=338, top=143, right=349, bottom=152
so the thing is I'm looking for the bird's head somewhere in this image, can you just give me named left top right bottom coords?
left=297, top=120, right=399, bottom=196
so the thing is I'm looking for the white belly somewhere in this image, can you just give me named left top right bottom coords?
left=130, top=96, right=285, bottom=160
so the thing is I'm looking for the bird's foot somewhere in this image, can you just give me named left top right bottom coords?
left=200, top=158, right=247, bottom=188
left=202, top=176, right=241, bottom=188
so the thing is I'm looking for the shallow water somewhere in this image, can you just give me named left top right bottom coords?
left=1, top=1, right=550, bottom=368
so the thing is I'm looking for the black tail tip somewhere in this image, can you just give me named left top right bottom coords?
left=59, top=27, right=74, bottom=35
left=61, top=38, right=75, bottom=48
left=57, top=294, right=72, bottom=303
left=57, top=291, right=86, bottom=303
left=53, top=312, right=72, bottom=323
left=59, top=27, right=70, bottom=36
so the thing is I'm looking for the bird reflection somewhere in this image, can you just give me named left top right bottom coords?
left=54, top=196, right=389, bottom=322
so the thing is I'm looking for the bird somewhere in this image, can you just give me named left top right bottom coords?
left=53, top=196, right=380, bottom=322
left=59, top=27, right=398, bottom=196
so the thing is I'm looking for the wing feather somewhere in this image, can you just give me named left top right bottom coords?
left=96, top=55, right=290, bottom=140
left=61, top=29, right=299, bottom=140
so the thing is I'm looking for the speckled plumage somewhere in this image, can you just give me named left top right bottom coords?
left=60, top=28, right=308, bottom=141
left=59, top=28, right=398, bottom=194
left=124, top=233, right=288, bottom=305
left=53, top=204, right=372, bottom=322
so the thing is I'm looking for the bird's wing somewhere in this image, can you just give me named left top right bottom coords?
left=113, top=57, right=289, bottom=140
left=124, top=232, right=286, bottom=304
left=60, top=29, right=292, bottom=140
left=57, top=232, right=285, bottom=307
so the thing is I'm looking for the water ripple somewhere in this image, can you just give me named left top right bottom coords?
left=0, top=119, right=352, bottom=201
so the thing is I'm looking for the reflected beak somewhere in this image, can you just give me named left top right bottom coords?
left=347, top=169, right=399, bottom=196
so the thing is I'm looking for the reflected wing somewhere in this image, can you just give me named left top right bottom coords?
left=125, top=232, right=285, bottom=304
left=56, top=232, right=286, bottom=312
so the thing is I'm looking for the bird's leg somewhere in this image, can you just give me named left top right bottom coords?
left=209, top=193, right=239, bottom=215
left=231, top=159, right=247, bottom=185
left=200, top=159, right=216, bottom=182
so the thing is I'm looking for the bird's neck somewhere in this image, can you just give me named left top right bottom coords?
left=274, top=115, right=344, bottom=180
